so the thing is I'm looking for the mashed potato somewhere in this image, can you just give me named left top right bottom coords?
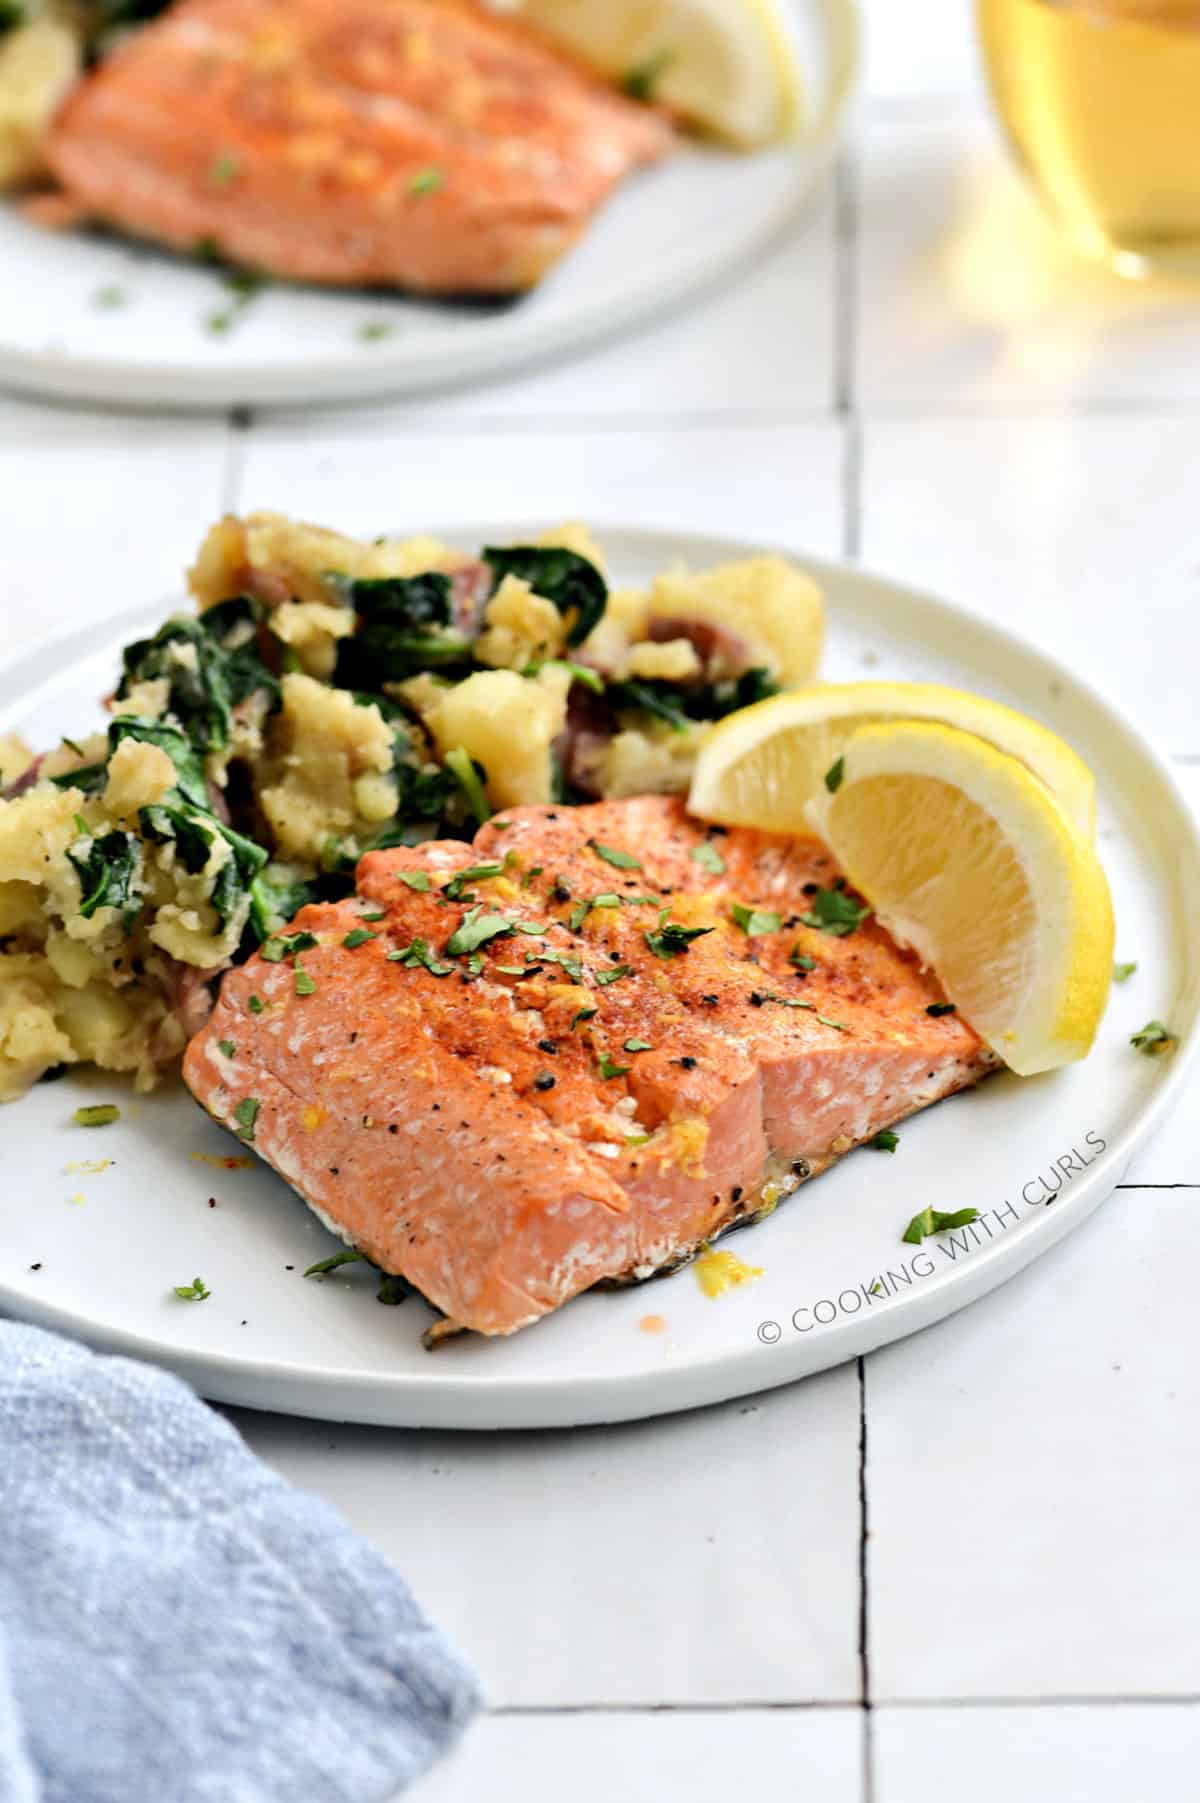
left=0, top=513, right=824, bottom=1099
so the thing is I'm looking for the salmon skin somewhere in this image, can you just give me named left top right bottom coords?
left=184, top=798, right=998, bottom=1338
left=42, top=0, right=673, bottom=293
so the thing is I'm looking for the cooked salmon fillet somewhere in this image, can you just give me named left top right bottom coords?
left=184, top=798, right=998, bottom=1337
left=43, top=0, right=673, bottom=292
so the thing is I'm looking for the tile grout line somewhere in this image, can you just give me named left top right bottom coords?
left=857, top=1356, right=875, bottom=1803
left=220, top=405, right=253, bottom=512
left=487, top=1693, right=1200, bottom=1717
left=489, top=1701, right=863, bottom=1717
left=833, top=144, right=859, bottom=420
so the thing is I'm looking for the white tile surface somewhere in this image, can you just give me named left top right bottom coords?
left=235, top=421, right=844, bottom=554
left=875, top=1704, right=1200, bottom=1803
left=858, top=414, right=1200, bottom=755
left=866, top=1180, right=1200, bottom=1702
left=861, top=0, right=981, bottom=101
left=259, top=202, right=836, bottom=426
left=857, top=115, right=1200, bottom=410
left=410, top=1708, right=863, bottom=1803
left=0, top=402, right=230, bottom=657
left=231, top=1372, right=863, bottom=1707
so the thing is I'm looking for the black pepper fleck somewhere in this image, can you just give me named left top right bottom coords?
left=803, top=882, right=818, bottom=896
left=29, top=1262, right=41, bottom=1272
left=749, top=992, right=766, bottom=1007
left=701, top=994, right=719, bottom=1007
left=538, top=1039, right=558, bottom=1055
left=388, top=1124, right=398, bottom=1134
left=731, top=1186, right=743, bottom=1202
left=329, top=1166, right=339, bottom=1175
left=679, top=1056, right=697, bottom=1070
left=533, top=1073, right=556, bottom=1091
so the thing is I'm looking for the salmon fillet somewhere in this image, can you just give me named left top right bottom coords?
left=184, top=798, right=998, bottom=1337
left=42, top=0, right=673, bottom=292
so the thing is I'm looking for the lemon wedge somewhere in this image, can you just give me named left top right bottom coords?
left=803, top=721, right=1114, bottom=1075
left=506, top=0, right=805, bottom=147
left=687, top=681, right=1097, bottom=838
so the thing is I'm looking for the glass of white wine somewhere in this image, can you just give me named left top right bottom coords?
left=976, top=0, right=1200, bottom=277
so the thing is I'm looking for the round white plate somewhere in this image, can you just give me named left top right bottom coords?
left=0, top=1, right=857, bottom=410
left=2, top=523, right=1197, bottom=1428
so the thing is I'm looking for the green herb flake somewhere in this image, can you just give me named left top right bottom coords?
left=568, top=900, right=591, bottom=932
left=520, top=865, right=545, bottom=890
left=376, top=1272, right=409, bottom=1306
left=395, top=871, right=431, bottom=893
left=1131, top=1020, right=1174, bottom=1055
left=233, top=1097, right=260, bottom=1142
left=261, top=931, right=318, bottom=963
left=926, top=1002, right=956, bottom=1017
left=790, top=947, right=816, bottom=971
left=408, top=166, right=444, bottom=197
left=869, top=1130, right=899, bottom=1153
left=304, top=1250, right=366, bottom=1278
left=294, top=965, right=317, bottom=997
left=209, top=152, right=239, bottom=188
left=445, top=745, right=490, bottom=824
left=356, top=321, right=395, bottom=343
left=756, top=992, right=850, bottom=1032
left=598, top=1053, right=631, bottom=1080
left=62, top=737, right=86, bottom=757
left=360, top=908, right=386, bottom=921
left=73, top=1104, right=120, bottom=1128
left=173, top=1277, right=211, bottom=1301
left=801, top=882, right=871, bottom=937
left=93, top=285, right=128, bottom=311
left=623, top=1037, right=653, bottom=1053
left=571, top=1007, right=599, bottom=1030
left=387, top=938, right=455, bottom=977
left=732, top=902, right=783, bottom=937
left=625, top=1133, right=652, bottom=1149
left=690, top=840, right=726, bottom=875
left=1113, top=961, right=1138, bottom=984
left=824, top=756, right=845, bottom=794
left=445, top=907, right=517, bottom=957
left=72, top=813, right=90, bottom=836
left=590, top=841, right=642, bottom=871
left=536, top=947, right=584, bottom=983
left=595, top=964, right=632, bottom=987
left=247, top=995, right=265, bottom=1015
left=621, top=47, right=674, bottom=102
left=443, top=863, right=503, bottom=900
left=342, top=928, right=376, bottom=950
left=218, top=1039, right=236, bottom=1059
left=902, top=1206, right=979, bottom=1246
left=645, top=922, right=715, bottom=959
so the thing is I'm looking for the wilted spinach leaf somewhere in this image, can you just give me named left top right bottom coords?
left=116, top=601, right=278, bottom=755
left=68, top=831, right=141, bottom=923
left=106, top=716, right=211, bottom=809
left=483, top=546, right=607, bottom=647
left=334, top=573, right=474, bottom=686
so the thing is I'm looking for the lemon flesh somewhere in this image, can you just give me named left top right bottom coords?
left=508, top=0, right=805, bottom=147
left=804, top=721, right=1114, bottom=1076
left=687, top=681, right=1097, bottom=839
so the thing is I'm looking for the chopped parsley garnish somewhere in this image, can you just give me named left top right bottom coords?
left=93, top=285, right=128, bottom=311
left=361, top=908, right=386, bottom=921
left=598, top=1053, right=631, bottom=1080
left=869, top=1130, right=899, bottom=1153
left=248, top=995, right=265, bottom=1015
left=571, top=1007, right=598, bottom=1030
left=445, top=745, right=490, bottom=824
left=536, top=947, right=584, bottom=982
left=408, top=166, right=445, bottom=196
left=790, top=948, right=816, bottom=971
left=568, top=900, right=590, bottom=931
left=342, top=928, right=376, bottom=950
left=356, top=321, right=395, bottom=343
left=73, top=1104, right=120, bottom=1128
left=261, top=931, right=318, bottom=963
left=62, top=737, right=86, bottom=757
left=690, top=840, right=726, bottom=875
left=1131, top=1020, right=1174, bottom=1055
left=521, top=865, right=545, bottom=889
left=173, top=1277, right=211, bottom=1301
left=1113, top=961, right=1138, bottom=983
left=902, top=1206, right=979, bottom=1246
left=376, top=1273, right=409, bottom=1306
left=732, top=903, right=782, bottom=937
left=218, top=1040, right=236, bottom=1059
left=625, top=1133, right=652, bottom=1149
left=387, top=938, right=455, bottom=977
left=756, top=993, right=850, bottom=1031
left=621, top=47, right=674, bottom=102
left=444, top=864, right=504, bottom=899
left=304, top=1251, right=366, bottom=1278
left=234, top=1097, right=260, bottom=1142
left=926, top=1002, right=956, bottom=1017
left=591, top=892, right=622, bottom=909
left=294, top=966, right=317, bottom=996
left=209, top=152, right=239, bottom=188
left=590, top=841, right=642, bottom=871
left=644, top=922, right=715, bottom=959
left=801, top=881, right=871, bottom=937
left=446, top=908, right=522, bottom=956
left=395, top=871, right=431, bottom=893
left=596, top=964, right=632, bottom=987
left=623, top=1038, right=653, bottom=1053
left=824, top=756, right=845, bottom=793
left=72, top=813, right=89, bottom=835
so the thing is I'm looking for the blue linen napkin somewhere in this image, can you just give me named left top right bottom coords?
left=0, top=1322, right=482, bottom=1803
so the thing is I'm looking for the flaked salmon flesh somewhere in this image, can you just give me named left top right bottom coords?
left=42, top=0, right=674, bottom=292
left=184, top=798, right=998, bottom=1336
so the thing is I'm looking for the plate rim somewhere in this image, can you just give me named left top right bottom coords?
left=1, top=518, right=1197, bottom=1428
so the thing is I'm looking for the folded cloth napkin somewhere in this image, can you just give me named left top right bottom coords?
left=0, top=1323, right=482, bottom=1803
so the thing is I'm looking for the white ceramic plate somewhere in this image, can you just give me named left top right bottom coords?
left=2, top=522, right=1197, bottom=1428
left=0, top=1, right=857, bottom=410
